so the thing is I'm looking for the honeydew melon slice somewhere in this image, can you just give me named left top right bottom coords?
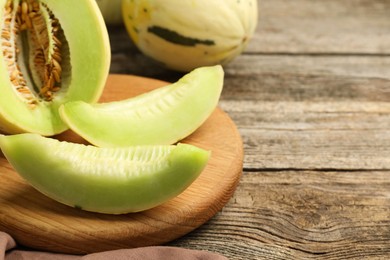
left=59, top=65, right=224, bottom=147
left=0, top=133, right=210, bottom=214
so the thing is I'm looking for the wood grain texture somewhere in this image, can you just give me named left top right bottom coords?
left=210, top=52, right=390, bottom=171
left=170, top=170, right=390, bottom=260
left=253, top=0, right=390, bottom=54
left=0, top=75, right=243, bottom=254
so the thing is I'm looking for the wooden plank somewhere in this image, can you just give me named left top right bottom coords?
left=239, top=126, right=390, bottom=170
left=224, top=101, right=390, bottom=169
left=225, top=55, right=390, bottom=81
left=169, top=170, right=390, bottom=259
left=252, top=0, right=390, bottom=54
left=219, top=56, right=390, bottom=170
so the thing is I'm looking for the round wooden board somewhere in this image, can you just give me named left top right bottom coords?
left=0, top=74, right=243, bottom=254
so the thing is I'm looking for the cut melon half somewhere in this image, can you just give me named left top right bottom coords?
left=0, top=133, right=210, bottom=214
left=0, top=0, right=110, bottom=136
left=59, top=65, right=224, bottom=147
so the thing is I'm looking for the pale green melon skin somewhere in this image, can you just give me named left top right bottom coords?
left=0, top=0, right=111, bottom=135
left=60, top=65, right=224, bottom=148
left=122, top=0, right=258, bottom=72
left=0, top=133, right=210, bottom=214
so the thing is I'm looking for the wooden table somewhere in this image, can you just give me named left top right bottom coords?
left=108, top=1, right=390, bottom=259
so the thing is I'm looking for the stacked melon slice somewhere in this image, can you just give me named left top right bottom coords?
left=0, top=63, right=224, bottom=213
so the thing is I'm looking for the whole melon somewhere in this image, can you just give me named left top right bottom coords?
left=122, top=0, right=258, bottom=72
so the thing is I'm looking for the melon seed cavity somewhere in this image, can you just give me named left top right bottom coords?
left=1, top=0, right=69, bottom=107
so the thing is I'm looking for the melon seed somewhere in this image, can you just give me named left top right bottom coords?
left=1, top=0, right=69, bottom=106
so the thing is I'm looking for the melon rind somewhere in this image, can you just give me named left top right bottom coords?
left=0, top=133, right=210, bottom=214
left=59, top=65, right=224, bottom=148
left=0, top=0, right=110, bottom=136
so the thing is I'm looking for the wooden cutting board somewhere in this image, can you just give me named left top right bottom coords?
left=0, top=74, right=243, bottom=254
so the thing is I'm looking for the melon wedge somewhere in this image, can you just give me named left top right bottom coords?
left=59, top=65, right=224, bottom=147
left=0, top=133, right=210, bottom=214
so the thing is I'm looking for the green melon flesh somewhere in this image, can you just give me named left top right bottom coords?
left=0, top=0, right=110, bottom=136
left=59, top=65, right=224, bottom=147
left=0, top=133, right=210, bottom=214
